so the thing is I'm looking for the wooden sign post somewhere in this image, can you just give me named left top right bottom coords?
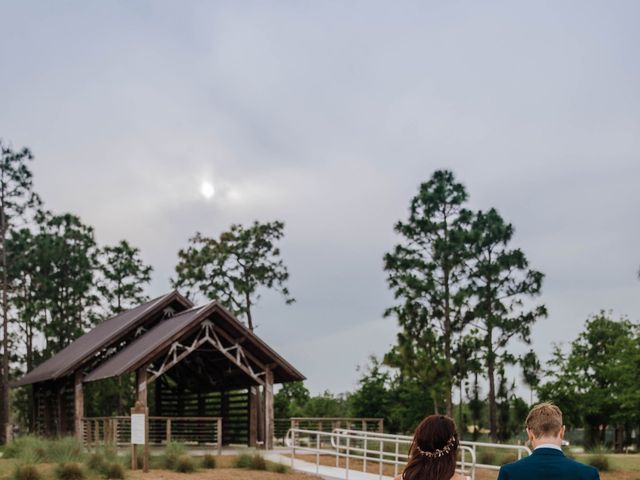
left=130, top=401, right=149, bottom=472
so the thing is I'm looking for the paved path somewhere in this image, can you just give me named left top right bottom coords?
left=264, top=451, right=394, bottom=480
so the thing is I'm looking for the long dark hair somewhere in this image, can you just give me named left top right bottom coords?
left=402, top=415, right=459, bottom=480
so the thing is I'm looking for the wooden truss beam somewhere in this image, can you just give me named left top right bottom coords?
left=146, top=320, right=266, bottom=386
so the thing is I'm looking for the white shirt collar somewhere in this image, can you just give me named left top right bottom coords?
left=534, top=443, right=562, bottom=451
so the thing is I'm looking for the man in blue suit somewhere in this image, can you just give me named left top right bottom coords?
left=497, top=403, right=600, bottom=480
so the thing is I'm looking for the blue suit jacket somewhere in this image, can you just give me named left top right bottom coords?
left=497, top=448, right=600, bottom=480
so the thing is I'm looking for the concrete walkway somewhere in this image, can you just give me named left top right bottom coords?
left=264, top=451, right=394, bottom=480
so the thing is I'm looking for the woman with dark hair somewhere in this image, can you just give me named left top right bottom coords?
left=395, top=415, right=465, bottom=480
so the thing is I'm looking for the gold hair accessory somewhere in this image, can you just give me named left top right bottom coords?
left=416, top=436, right=457, bottom=459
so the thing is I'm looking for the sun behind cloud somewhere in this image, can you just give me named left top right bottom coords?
left=200, top=180, right=215, bottom=199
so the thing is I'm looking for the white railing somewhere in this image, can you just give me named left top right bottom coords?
left=286, top=427, right=476, bottom=480
left=462, top=439, right=531, bottom=472
left=332, top=429, right=530, bottom=473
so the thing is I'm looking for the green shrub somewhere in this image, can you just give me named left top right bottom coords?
left=500, top=452, right=518, bottom=464
left=49, top=438, right=85, bottom=463
left=233, top=453, right=267, bottom=471
left=54, top=462, right=85, bottom=480
left=103, top=463, right=126, bottom=479
left=268, top=462, right=289, bottom=474
left=479, top=450, right=496, bottom=465
left=87, top=453, right=107, bottom=473
left=12, top=464, right=41, bottom=480
left=3, top=437, right=48, bottom=463
left=174, top=455, right=196, bottom=473
left=233, top=452, right=252, bottom=469
left=163, top=442, right=187, bottom=470
left=201, top=454, right=217, bottom=469
left=587, top=454, right=610, bottom=472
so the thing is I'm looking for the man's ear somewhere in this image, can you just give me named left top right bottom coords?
left=526, top=428, right=535, bottom=442
left=559, top=425, right=566, bottom=439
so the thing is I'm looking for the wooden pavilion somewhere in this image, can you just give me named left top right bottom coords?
left=12, top=291, right=304, bottom=449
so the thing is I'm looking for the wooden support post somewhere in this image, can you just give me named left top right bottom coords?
left=74, top=372, right=84, bottom=441
left=263, top=368, right=274, bottom=450
left=217, top=417, right=223, bottom=455
left=136, top=368, right=148, bottom=406
left=133, top=368, right=149, bottom=472
left=248, top=386, right=259, bottom=447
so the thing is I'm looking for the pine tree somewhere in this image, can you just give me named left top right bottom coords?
left=173, top=220, right=294, bottom=330
left=384, top=170, right=473, bottom=416
left=98, top=240, right=152, bottom=315
left=468, top=208, right=546, bottom=441
left=0, top=141, right=41, bottom=443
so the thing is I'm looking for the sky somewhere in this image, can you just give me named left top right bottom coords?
left=1, top=1, right=639, bottom=396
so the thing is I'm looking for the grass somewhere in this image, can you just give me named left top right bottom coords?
left=3, top=437, right=85, bottom=465
left=12, top=464, right=42, bottom=480
left=174, top=455, right=196, bottom=473
left=201, top=454, right=216, bottom=469
left=162, top=442, right=187, bottom=470
left=101, top=463, right=125, bottom=479
left=0, top=455, right=297, bottom=480
left=54, top=463, right=85, bottom=480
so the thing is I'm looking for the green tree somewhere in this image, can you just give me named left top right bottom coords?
left=98, top=240, right=152, bottom=315
left=384, top=319, right=448, bottom=414
left=468, top=208, right=546, bottom=441
left=538, top=312, right=638, bottom=448
left=7, top=229, right=41, bottom=373
left=520, top=349, right=541, bottom=406
left=173, top=220, right=294, bottom=330
left=274, top=381, right=310, bottom=418
left=34, top=212, right=100, bottom=356
left=384, top=170, right=473, bottom=416
left=350, top=357, right=393, bottom=422
left=0, top=141, right=41, bottom=442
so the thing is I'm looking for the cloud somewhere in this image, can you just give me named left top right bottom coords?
left=1, top=0, right=639, bottom=395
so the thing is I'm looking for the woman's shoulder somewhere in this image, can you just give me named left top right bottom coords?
left=451, top=474, right=467, bottom=480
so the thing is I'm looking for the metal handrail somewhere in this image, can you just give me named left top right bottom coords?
left=329, top=428, right=531, bottom=474
left=286, top=427, right=476, bottom=480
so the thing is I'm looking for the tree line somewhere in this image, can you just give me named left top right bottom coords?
left=0, top=139, right=294, bottom=441
left=276, top=169, right=639, bottom=450
left=2, top=140, right=637, bottom=450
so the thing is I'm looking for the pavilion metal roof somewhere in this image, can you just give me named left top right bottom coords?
left=12, top=291, right=193, bottom=387
left=84, top=300, right=305, bottom=385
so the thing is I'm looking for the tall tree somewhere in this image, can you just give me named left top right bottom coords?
left=0, top=141, right=41, bottom=442
left=98, top=240, right=152, bottom=315
left=34, top=212, right=100, bottom=356
left=384, top=170, right=473, bottom=416
left=538, top=312, right=638, bottom=448
left=520, top=349, right=541, bottom=405
left=467, top=208, right=546, bottom=441
left=173, top=220, right=294, bottom=330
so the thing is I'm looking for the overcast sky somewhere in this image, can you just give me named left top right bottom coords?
left=1, top=1, right=639, bottom=395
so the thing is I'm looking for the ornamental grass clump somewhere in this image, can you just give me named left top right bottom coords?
left=268, top=462, right=289, bottom=474
left=54, top=462, right=85, bottom=480
left=12, top=464, right=41, bottom=480
left=163, top=442, right=187, bottom=470
left=587, top=454, right=610, bottom=472
left=174, top=455, right=196, bottom=473
left=49, top=438, right=85, bottom=463
left=3, top=436, right=48, bottom=463
left=233, top=452, right=267, bottom=471
left=201, top=454, right=217, bottom=469
left=103, top=462, right=126, bottom=479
